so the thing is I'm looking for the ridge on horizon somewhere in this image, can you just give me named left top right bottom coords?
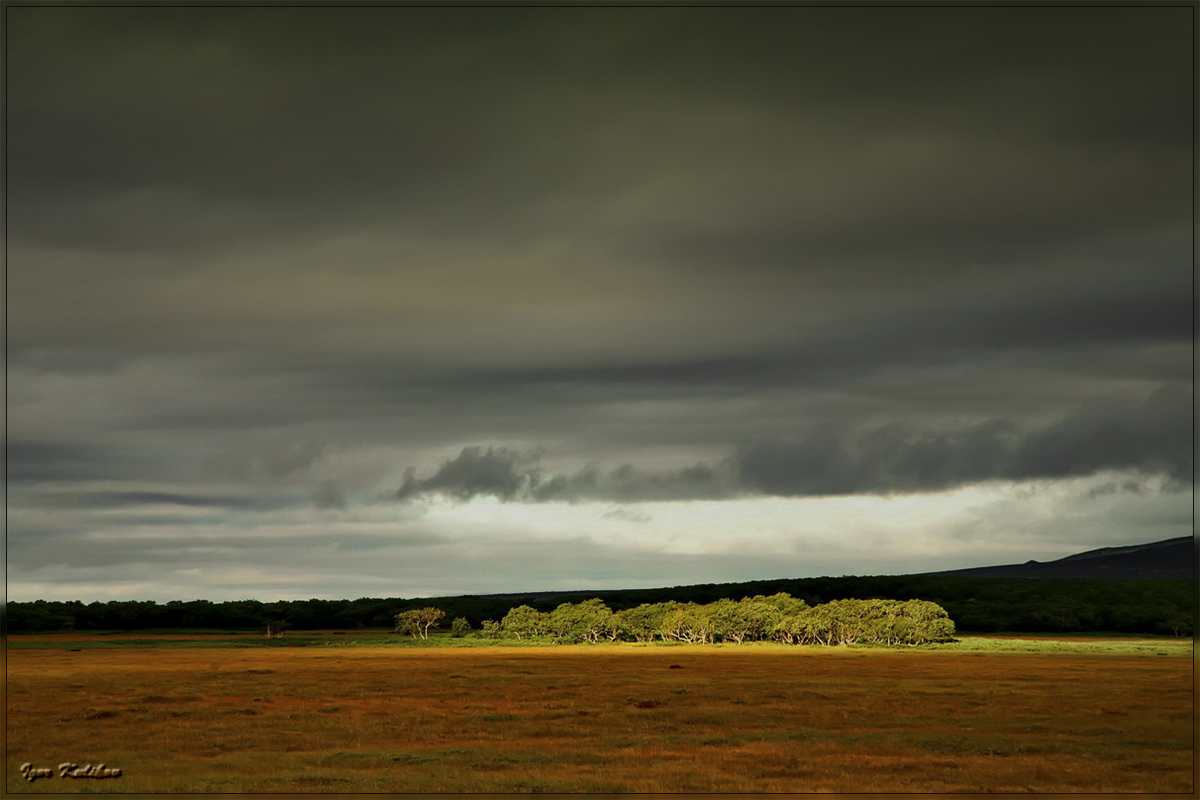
left=911, top=535, right=1193, bottom=582
left=432, top=535, right=1194, bottom=604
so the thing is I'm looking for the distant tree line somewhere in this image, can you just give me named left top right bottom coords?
left=488, top=595, right=955, bottom=646
left=5, top=576, right=1193, bottom=636
left=3, top=598, right=400, bottom=634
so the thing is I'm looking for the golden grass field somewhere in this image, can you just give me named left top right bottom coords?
left=5, top=634, right=1195, bottom=793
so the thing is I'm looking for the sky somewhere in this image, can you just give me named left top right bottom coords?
left=5, top=5, right=1194, bottom=603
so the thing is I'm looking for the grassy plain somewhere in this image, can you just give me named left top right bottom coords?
left=5, top=634, right=1194, bottom=793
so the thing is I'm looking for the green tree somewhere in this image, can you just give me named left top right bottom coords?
left=394, top=607, right=445, bottom=639
left=661, top=602, right=716, bottom=644
left=762, top=594, right=811, bottom=643
left=450, top=616, right=471, bottom=636
left=798, top=604, right=837, bottom=646
left=865, top=600, right=913, bottom=645
left=760, top=592, right=809, bottom=617
left=709, top=598, right=764, bottom=644
left=740, top=597, right=784, bottom=642
left=501, top=605, right=548, bottom=639
left=549, top=599, right=618, bottom=643
left=772, top=611, right=807, bottom=645
left=900, top=599, right=955, bottom=643
left=615, top=602, right=674, bottom=642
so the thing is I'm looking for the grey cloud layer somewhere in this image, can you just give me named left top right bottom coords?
left=394, top=384, right=1192, bottom=503
left=6, top=7, right=1192, bottom=599
left=395, top=447, right=741, bottom=504
left=7, top=7, right=1191, bottom=362
left=734, top=385, right=1192, bottom=497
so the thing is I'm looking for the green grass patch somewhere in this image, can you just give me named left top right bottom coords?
left=929, top=636, right=1194, bottom=656
left=6, top=631, right=1192, bottom=656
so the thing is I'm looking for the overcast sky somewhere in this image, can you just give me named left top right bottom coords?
left=6, top=5, right=1194, bottom=603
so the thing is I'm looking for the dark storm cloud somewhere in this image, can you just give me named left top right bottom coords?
left=5, top=440, right=161, bottom=484
left=7, top=524, right=444, bottom=572
left=12, top=490, right=293, bottom=513
left=395, top=446, right=741, bottom=504
left=6, top=6, right=1189, bottom=256
left=6, top=441, right=109, bottom=483
left=395, top=447, right=540, bottom=502
left=447, top=270, right=1192, bottom=393
left=202, top=440, right=326, bottom=482
left=737, top=385, right=1192, bottom=497
left=6, top=8, right=680, bottom=251
left=9, top=349, right=133, bottom=376
left=1010, top=384, right=1193, bottom=484
left=5, top=4, right=1190, bottom=383
left=532, top=461, right=740, bottom=503
left=6, top=1, right=1191, bottom=403
left=735, top=384, right=1193, bottom=496
left=395, top=385, right=1191, bottom=503
left=311, top=481, right=348, bottom=511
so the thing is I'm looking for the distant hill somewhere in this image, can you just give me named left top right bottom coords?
left=474, top=537, right=1195, bottom=606
left=919, top=536, right=1194, bottom=580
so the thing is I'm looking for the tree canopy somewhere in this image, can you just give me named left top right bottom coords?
left=495, top=594, right=956, bottom=646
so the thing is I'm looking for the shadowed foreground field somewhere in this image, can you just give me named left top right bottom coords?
left=5, top=639, right=1194, bottom=792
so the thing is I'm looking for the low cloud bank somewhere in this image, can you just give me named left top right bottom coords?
left=395, top=385, right=1192, bottom=503
left=395, top=447, right=742, bottom=504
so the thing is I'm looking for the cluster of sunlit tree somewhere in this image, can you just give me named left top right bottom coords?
left=488, top=594, right=955, bottom=646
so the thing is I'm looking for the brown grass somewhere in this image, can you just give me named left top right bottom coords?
left=5, top=641, right=1194, bottom=792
